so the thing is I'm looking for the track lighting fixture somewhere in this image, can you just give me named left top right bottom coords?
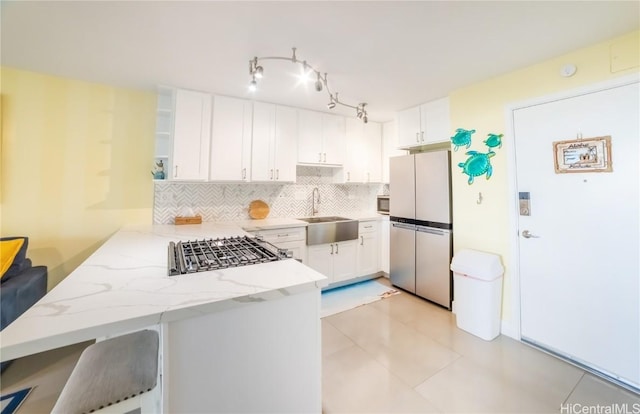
left=247, top=47, right=368, bottom=122
left=314, top=72, right=323, bottom=92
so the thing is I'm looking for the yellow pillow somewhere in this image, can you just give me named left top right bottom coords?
left=1, top=238, right=25, bottom=279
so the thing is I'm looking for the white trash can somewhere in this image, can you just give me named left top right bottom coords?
left=450, top=249, right=505, bottom=341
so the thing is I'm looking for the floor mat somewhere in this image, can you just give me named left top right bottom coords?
left=321, top=278, right=399, bottom=318
left=1, top=388, right=33, bottom=414
left=0, top=341, right=91, bottom=414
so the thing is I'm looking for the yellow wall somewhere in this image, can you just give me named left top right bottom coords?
left=449, top=30, right=639, bottom=323
left=1, top=68, right=156, bottom=289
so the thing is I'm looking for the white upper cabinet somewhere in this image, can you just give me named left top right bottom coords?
left=298, top=109, right=344, bottom=166
left=251, top=102, right=297, bottom=182
left=382, top=120, right=406, bottom=183
left=396, top=97, right=451, bottom=149
left=397, top=105, right=422, bottom=148
left=343, top=119, right=382, bottom=183
left=210, top=95, right=252, bottom=181
left=171, top=89, right=212, bottom=180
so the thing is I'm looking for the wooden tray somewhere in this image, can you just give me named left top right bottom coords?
left=175, top=215, right=202, bottom=225
left=248, top=200, right=270, bottom=219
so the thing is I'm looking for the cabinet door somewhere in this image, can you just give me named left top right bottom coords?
left=358, top=232, right=379, bottom=276
left=332, top=241, right=357, bottom=283
left=210, top=96, right=252, bottom=181
left=423, top=97, right=451, bottom=144
left=343, top=118, right=363, bottom=183
left=380, top=220, right=390, bottom=274
left=251, top=102, right=276, bottom=181
left=382, top=121, right=406, bottom=183
left=363, top=121, right=382, bottom=183
left=274, top=106, right=298, bottom=182
left=396, top=106, right=421, bottom=149
left=307, top=244, right=333, bottom=281
left=322, top=114, right=345, bottom=165
left=172, top=89, right=211, bottom=180
left=297, top=109, right=323, bottom=164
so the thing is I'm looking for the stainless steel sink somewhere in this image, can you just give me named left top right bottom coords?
left=297, top=216, right=359, bottom=245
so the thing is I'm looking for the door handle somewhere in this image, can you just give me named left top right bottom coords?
left=522, top=230, right=540, bottom=239
left=242, top=168, right=246, bottom=180
left=330, top=244, right=334, bottom=255
left=276, top=169, right=279, bottom=180
left=420, top=131, right=424, bottom=142
left=335, top=243, right=339, bottom=254
left=270, top=169, right=274, bottom=180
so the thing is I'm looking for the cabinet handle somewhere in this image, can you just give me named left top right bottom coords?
left=175, top=165, right=178, bottom=178
left=276, top=169, right=279, bottom=180
left=242, top=168, right=246, bottom=180
left=421, top=131, right=424, bottom=142
left=323, top=153, right=327, bottom=162
left=319, top=152, right=322, bottom=162
left=330, top=244, right=334, bottom=255
left=277, top=234, right=289, bottom=238
left=336, top=243, right=339, bottom=254
left=347, top=171, right=350, bottom=182
left=416, top=132, right=420, bottom=142
left=360, top=236, right=364, bottom=246
left=270, top=169, right=274, bottom=180
left=367, top=172, right=370, bottom=182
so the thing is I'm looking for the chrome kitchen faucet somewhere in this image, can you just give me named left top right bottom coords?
left=312, top=187, right=320, bottom=216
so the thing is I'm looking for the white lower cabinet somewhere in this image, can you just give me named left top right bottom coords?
left=248, top=227, right=307, bottom=264
left=357, top=221, right=380, bottom=276
left=307, top=241, right=357, bottom=284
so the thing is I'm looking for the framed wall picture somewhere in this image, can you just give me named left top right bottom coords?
left=553, top=135, right=612, bottom=173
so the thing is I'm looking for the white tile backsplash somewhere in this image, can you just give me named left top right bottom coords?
left=154, top=166, right=389, bottom=224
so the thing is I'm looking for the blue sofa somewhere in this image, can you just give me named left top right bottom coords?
left=1, top=237, right=48, bottom=372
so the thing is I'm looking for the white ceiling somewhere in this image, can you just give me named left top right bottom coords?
left=2, top=1, right=639, bottom=122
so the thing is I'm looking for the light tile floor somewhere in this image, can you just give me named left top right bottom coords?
left=322, top=279, right=640, bottom=413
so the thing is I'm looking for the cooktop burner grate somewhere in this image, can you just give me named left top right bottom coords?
left=168, top=236, right=291, bottom=276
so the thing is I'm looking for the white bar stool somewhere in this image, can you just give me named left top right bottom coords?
left=51, top=329, right=159, bottom=414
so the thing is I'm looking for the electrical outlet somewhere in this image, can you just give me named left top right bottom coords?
left=159, top=193, right=174, bottom=203
left=294, top=190, right=307, bottom=200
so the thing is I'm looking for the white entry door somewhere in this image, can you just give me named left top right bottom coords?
left=513, top=79, right=639, bottom=390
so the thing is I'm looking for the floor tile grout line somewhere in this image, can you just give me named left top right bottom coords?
left=562, top=372, right=586, bottom=406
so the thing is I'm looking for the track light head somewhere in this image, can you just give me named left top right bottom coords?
left=327, top=101, right=336, bottom=109
left=314, top=73, right=323, bottom=92
left=254, top=65, right=263, bottom=79
left=363, top=115, right=368, bottom=124
left=249, top=77, right=257, bottom=92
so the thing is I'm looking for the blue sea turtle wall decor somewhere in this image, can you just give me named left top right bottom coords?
left=458, top=150, right=496, bottom=184
left=483, top=133, right=503, bottom=149
left=450, top=128, right=476, bottom=151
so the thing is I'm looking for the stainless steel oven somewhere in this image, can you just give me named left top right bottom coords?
left=377, top=195, right=390, bottom=215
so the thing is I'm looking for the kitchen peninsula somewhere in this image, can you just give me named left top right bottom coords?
left=0, top=222, right=328, bottom=413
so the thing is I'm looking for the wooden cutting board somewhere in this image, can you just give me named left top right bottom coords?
left=249, top=200, right=270, bottom=219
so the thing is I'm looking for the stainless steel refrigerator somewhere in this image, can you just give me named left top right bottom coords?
left=389, top=151, right=453, bottom=309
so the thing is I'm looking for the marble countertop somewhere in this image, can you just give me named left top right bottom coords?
left=0, top=222, right=328, bottom=362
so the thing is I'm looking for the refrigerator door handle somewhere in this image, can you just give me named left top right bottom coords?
left=392, top=223, right=416, bottom=231
left=417, top=227, right=449, bottom=236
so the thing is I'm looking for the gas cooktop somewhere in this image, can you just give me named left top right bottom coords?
left=168, top=236, right=292, bottom=276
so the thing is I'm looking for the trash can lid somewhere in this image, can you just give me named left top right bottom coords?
left=450, top=249, right=504, bottom=281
